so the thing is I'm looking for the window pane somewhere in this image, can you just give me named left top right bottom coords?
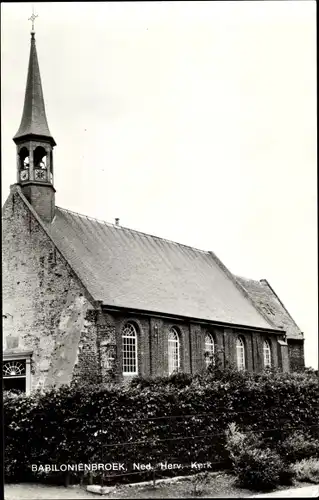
left=122, top=324, right=138, bottom=375
left=263, top=340, right=271, bottom=368
left=204, top=334, right=215, bottom=368
left=3, top=360, right=26, bottom=377
left=3, top=377, right=26, bottom=393
left=236, top=337, right=245, bottom=371
left=168, top=328, right=180, bottom=374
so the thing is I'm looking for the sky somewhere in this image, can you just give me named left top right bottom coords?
left=1, top=1, right=317, bottom=369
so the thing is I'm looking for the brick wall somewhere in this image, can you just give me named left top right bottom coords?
left=253, top=333, right=280, bottom=372
left=288, top=339, right=305, bottom=371
left=71, top=309, right=101, bottom=387
left=21, top=184, right=55, bottom=224
left=2, top=189, right=99, bottom=390
left=100, top=310, right=286, bottom=382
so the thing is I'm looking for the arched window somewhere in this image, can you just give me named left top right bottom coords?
left=3, top=359, right=30, bottom=394
left=236, top=336, right=245, bottom=371
left=168, top=327, right=180, bottom=375
left=34, top=146, right=47, bottom=169
left=19, top=147, right=29, bottom=170
left=204, top=333, right=215, bottom=368
left=263, top=339, right=271, bottom=369
left=122, top=323, right=138, bottom=375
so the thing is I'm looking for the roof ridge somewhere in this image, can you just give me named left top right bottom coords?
left=236, top=275, right=261, bottom=285
left=56, top=206, right=209, bottom=254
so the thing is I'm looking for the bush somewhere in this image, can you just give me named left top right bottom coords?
left=4, top=369, right=319, bottom=484
left=189, top=471, right=210, bottom=496
left=278, top=431, right=319, bottom=463
left=234, top=447, right=292, bottom=491
left=225, top=423, right=293, bottom=491
left=292, top=458, right=319, bottom=483
left=225, top=423, right=260, bottom=463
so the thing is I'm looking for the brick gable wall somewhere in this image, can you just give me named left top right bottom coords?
left=2, top=191, right=99, bottom=390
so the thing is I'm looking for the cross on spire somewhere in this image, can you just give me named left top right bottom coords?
left=28, top=5, right=38, bottom=33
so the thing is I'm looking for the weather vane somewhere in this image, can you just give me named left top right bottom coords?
left=28, top=5, right=38, bottom=33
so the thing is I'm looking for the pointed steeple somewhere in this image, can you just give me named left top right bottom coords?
left=13, top=30, right=56, bottom=146
left=13, top=19, right=56, bottom=224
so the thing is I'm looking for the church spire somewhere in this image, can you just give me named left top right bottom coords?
left=13, top=19, right=55, bottom=145
left=13, top=12, right=56, bottom=224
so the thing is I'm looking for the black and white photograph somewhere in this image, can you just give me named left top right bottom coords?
left=1, top=1, right=318, bottom=498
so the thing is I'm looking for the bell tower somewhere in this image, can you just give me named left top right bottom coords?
left=13, top=15, right=56, bottom=224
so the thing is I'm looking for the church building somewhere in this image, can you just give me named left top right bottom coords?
left=2, top=28, right=305, bottom=394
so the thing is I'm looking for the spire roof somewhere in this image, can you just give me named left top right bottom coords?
left=13, top=32, right=56, bottom=145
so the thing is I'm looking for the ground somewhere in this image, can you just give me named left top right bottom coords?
left=252, top=484, right=319, bottom=498
left=4, top=473, right=317, bottom=499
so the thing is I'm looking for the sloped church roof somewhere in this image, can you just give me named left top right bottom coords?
left=47, top=205, right=278, bottom=331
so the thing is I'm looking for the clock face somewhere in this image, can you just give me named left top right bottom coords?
left=20, top=169, right=29, bottom=181
left=35, top=169, right=47, bottom=181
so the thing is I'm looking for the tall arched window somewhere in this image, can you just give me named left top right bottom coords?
left=263, top=339, right=271, bottom=369
left=122, top=323, right=138, bottom=375
left=168, top=327, right=180, bottom=375
left=236, top=336, right=245, bottom=371
left=204, top=333, right=215, bottom=368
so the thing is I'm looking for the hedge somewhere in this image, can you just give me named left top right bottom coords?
left=4, top=367, right=319, bottom=484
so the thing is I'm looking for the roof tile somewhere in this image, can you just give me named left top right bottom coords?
left=49, top=207, right=277, bottom=330
left=235, top=276, right=303, bottom=340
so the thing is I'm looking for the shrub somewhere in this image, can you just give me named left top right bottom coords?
left=233, top=447, right=292, bottom=491
left=292, top=458, right=319, bottom=483
left=225, top=423, right=293, bottom=491
left=189, top=471, right=210, bottom=497
left=225, top=422, right=260, bottom=465
left=278, top=431, right=319, bottom=463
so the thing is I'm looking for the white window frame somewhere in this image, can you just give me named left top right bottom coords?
left=168, top=327, right=180, bottom=375
left=122, top=323, right=138, bottom=376
left=3, top=351, right=32, bottom=394
left=204, top=333, right=215, bottom=368
left=263, top=339, right=272, bottom=369
left=236, top=336, right=245, bottom=371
